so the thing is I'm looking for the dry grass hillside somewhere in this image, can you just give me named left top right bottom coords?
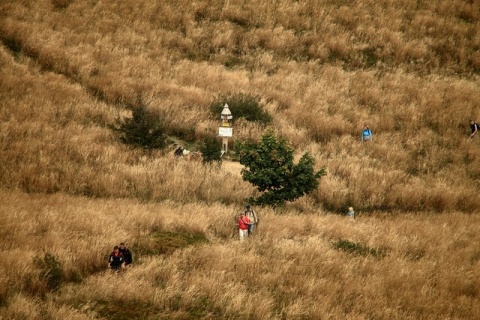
left=1, top=0, right=480, bottom=319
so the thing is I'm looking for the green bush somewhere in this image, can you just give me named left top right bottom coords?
left=199, top=135, right=223, bottom=163
left=209, top=93, right=272, bottom=125
left=33, top=252, right=64, bottom=291
left=238, top=130, right=325, bottom=206
left=111, top=103, right=167, bottom=150
left=166, top=126, right=196, bottom=142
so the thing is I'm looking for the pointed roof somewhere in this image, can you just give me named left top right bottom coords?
left=221, top=103, right=233, bottom=119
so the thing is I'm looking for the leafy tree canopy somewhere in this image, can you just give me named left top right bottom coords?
left=238, top=130, right=326, bottom=206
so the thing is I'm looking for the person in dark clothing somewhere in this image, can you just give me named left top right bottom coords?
left=119, top=242, right=133, bottom=266
left=108, top=246, right=125, bottom=271
left=470, top=120, right=479, bottom=138
left=244, top=204, right=258, bottom=236
left=174, top=146, right=184, bottom=157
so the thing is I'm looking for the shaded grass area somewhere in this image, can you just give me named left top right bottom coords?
left=135, top=230, right=210, bottom=256
left=93, top=295, right=224, bottom=320
left=28, top=231, right=209, bottom=303
left=94, top=300, right=166, bottom=320
left=333, top=239, right=388, bottom=258
left=85, top=232, right=214, bottom=319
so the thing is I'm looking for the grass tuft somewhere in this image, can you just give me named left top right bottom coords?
left=333, top=239, right=388, bottom=258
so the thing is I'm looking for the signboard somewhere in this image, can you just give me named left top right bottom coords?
left=218, top=127, right=233, bottom=137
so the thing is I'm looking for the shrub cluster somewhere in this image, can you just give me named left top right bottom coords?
left=209, top=93, right=272, bottom=125
left=33, top=252, right=64, bottom=293
left=110, top=104, right=167, bottom=150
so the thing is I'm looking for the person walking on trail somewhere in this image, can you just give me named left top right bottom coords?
left=238, top=212, right=250, bottom=241
left=119, top=242, right=133, bottom=267
left=470, top=120, right=479, bottom=138
left=108, top=245, right=125, bottom=271
left=347, top=207, right=355, bottom=220
left=244, top=204, right=258, bottom=236
left=361, top=125, right=372, bottom=142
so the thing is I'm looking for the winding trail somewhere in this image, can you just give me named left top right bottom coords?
left=222, top=160, right=243, bottom=177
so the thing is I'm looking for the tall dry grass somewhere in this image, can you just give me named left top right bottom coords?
left=1, top=190, right=480, bottom=319
left=2, top=37, right=479, bottom=211
left=1, top=1, right=480, bottom=317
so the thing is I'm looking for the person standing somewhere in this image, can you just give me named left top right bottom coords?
left=470, top=120, right=478, bottom=138
left=347, top=207, right=355, bottom=220
left=361, top=125, right=372, bottom=142
left=238, top=212, right=250, bottom=241
left=244, top=204, right=258, bottom=236
left=108, top=246, right=125, bottom=271
left=119, top=242, right=133, bottom=267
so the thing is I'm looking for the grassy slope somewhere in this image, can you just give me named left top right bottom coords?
left=1, top=0, right=480, bottom=212
left=1, top=189, right=480, bottom=319
left=1, top=0, right=480, bottom=319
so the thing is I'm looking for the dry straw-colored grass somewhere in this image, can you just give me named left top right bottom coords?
left=1, top=190, right=480, bottom=319
left=1, top=0, right=480, bottom=318
left=2, top=42, right=478, bottom=210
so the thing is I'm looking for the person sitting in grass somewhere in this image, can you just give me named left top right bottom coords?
left=174, top=145, right=184, bottom=157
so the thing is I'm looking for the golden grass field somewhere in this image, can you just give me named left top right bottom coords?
left=1, top=0, right=480, bottom=319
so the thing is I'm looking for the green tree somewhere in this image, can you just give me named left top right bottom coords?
left=238, top=130, right=325, bottom=206
left=111, top=104, right=167, bottom=150
left=210, top=93, right=272, bottom=125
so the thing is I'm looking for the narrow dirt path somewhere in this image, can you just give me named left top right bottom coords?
left=222, top=160, right=243, bottom=177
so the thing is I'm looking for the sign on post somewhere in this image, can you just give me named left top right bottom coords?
left=219, top=127, right=233, bottom=137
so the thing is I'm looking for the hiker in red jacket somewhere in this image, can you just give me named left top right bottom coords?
left=238, top=212, right=250, bottom=241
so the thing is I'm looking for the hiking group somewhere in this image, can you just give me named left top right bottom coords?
left=237, top=204, right=259, bottom=241
left=343, top=119, right=479, bottom=220
left=174, top=145, right=202, bottom=160
left=108, top=242, right=133, bottom=271
left=190, top=119, right=479, bottom=241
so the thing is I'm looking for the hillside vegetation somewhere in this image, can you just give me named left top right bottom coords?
left=1, top=0, right=480, bottom=319
left=1, top=0, right=480, bottom=211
